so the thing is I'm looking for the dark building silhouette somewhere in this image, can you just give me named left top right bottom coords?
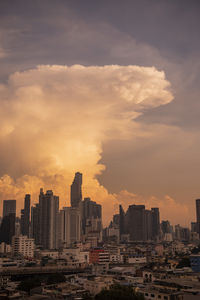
left=3, top=200, right=16, bottom=217
left=31, top=203, right=40, bottom=245
left=113, top=214, right=120, bottom=226
left=191, top=221, right=198, bottom=232
left=81, top=197, right=102, bottom=234
left=119, top=205, right=125, bottom=238
left=145, top=209, right=153, bottom=241
left=21, top=194, right=30, bottom=237
left=151, top=207, right=160, bottom=240
left=70, top=172, right=82, bottom=208
left=196, top=199, right=200, bottom=236
left=39, top=189, right=59, bottom=249
left=126, top=205, right=146, bottom=241
left=161, top=220, right=172, bottom=234
left=0, top=200, right=16, bottom=244
left=119, top=204, right=160, bottom=242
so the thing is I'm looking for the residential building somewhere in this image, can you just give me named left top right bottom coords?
left=12, top=235, right=35, bottom=258
left=59, top=207, right=81, bottom=247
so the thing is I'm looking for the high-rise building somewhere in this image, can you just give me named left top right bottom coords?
left=196, top=199, right=200, bottom=236
left=31, top=203, right=40, bottom=245
left=113, top=214, right=120, bottom=226
left=0, top=200, right=16, bottom=244
left=126, top=205, right=146, bottom=241
left=59, top=207, right=81, bottom=247
left=3, top=200, right=16, bottom=217
left=119, top=205, right=125, bottom=239
left=191, top=222, right=198, bottom=233
left=145, top=210, right=153, bottom=241
left=82, top=197, right=102, bottom=233
left=175, top=224, right=190, bottom=242
left=151, top=208, right=160, bottom=240
left=119, top=204, right=159, bottom=242
left=70, top=172, right=82, bottom=208
left=21, top=194, right=30, bottom=237
left=39, top=189, right=59, bottom=249
left=161, top=220, right=172, bottom=234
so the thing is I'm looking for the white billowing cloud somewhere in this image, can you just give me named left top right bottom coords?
left=0, top=64, right=173, bottom=221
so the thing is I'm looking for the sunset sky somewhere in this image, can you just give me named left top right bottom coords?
left=0, top=0, right=200, bottom=226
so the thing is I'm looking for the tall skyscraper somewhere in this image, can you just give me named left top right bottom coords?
left=70, top=172, right=82, bottom=208
left=151, top=208, right=160, bottom=240
left=119, top=205, right=125, bottom=238
left=126, top=205, right=146, bottom=241
left=31, top=203, right=40, bottom=245
left=145, top=210, right=153, bottom=241
left=0, top=200, right=16, bottom=244
left=196, top=199, right=200, bottom=222
left=21, top=194, right=31, bottom=237
left=39, top=189, right=59, bottom=249
left=3, top=200, right=16, bottom=217
left=196, top=199, right=200, bottom=236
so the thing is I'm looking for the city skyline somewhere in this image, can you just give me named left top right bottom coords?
left=0, top=171, right=198, bottom=229
left=0, top=0, right=200, bottom=226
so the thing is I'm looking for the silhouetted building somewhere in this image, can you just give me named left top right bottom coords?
left=3, top=200, right=16, bottom=217
left=0, top=200, right=16, bottom=244
left=39, top=189, right=59, bottom=249
left=151, top=208, right=160, bottom=240
left=119, top=204, right=160, bottom=242
left=145, top=209, right=153, bottom=241
left=119, top=205, right=125, bottom=238
left=191, top=222, right=198, bottom=233
left=126, top=205, right=146, bottom=241
left=196, top=199, right=200, bottom=236
left=161, top=220, right=172, bottom=234
left=21, top=194, right=30, bottom=237
left=31, top=203, right=40, bottom=245
left=0, top=214, right=16, bottom=244
left=113, top=214, right=120, bottom=226
left=82, top=197, right=101, bottom=234
left=71, top=172, right=82, bottom=208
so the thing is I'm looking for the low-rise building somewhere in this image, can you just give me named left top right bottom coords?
left=0, top=242, right=11, bottom=254
left=83, top=276, right=113, bottom=295
left=190, top=254, right=200, bottom=272
left=89, top=248, right=109, bottom=265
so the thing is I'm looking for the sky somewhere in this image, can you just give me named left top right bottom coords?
left=0, top=0, right=200, bottom=226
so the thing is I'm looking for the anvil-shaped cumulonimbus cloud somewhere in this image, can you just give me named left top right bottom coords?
left=0, top=65, right=173, bottom=221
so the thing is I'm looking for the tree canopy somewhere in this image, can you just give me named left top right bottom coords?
left=94, top=284, right=144, bottom=300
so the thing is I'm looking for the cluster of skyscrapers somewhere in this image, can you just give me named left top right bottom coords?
left=0, top=172, right=102, bottom=250
left=1, top=174, right=200, bottom=250
left=119, top=205, right=160, bottom=242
